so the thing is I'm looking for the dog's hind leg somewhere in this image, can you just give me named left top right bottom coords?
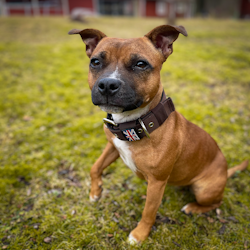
left=182, top=158, right=249, bottom=214
left=90, top=142, right=119, bottom=201
left=181, top=152, right=228, bottom=214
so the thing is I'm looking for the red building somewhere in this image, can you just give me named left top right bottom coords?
left=240, top=0, right=250, bottom=18
left=145, top=0, right=194, bottom=18
left=0, top=0, right=194, bottom=17
left=0, top=0, right=249, bottom=19
left=0, top=0, right=96, bottom=16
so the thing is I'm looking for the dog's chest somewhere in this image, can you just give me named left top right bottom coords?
left=112, top=138, right=137, bottom=172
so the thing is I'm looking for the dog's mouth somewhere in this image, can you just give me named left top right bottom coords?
left=98, top=99, right=143, bottom=114
left=99, top=105, right=124, bottom=114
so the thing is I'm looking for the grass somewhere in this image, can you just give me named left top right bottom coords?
left=0, top=16, right=250, bottom=249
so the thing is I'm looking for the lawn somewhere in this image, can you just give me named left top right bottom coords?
left=0, top=16, right=250, bottom=249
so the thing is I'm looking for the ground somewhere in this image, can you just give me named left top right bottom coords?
left=0, top=17, right=250, bottom=250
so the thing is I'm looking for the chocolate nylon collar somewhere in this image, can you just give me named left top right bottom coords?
left=103, top=91, right=175, bottom=141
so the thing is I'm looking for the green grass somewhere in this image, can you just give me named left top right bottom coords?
left=0, top=16, right=250, bottom=249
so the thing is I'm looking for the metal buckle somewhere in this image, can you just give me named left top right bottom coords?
left=138, top=118, right=150, bottom=138
left=103, top=118, right=118, bottom=127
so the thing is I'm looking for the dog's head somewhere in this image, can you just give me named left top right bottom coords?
left=69, top=25, right=187, bottom=114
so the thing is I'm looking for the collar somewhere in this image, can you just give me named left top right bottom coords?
left=103, top=91, right=175, bottom=141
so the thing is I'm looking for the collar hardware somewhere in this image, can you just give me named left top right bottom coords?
left=103, top=118, right=118, bottom=127
left=138, top=118, right=150, bottom=138
left=103, top=90, right=175, bottom=141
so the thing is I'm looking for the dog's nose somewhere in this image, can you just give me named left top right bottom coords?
left=98, top=78, right=121, bottom=96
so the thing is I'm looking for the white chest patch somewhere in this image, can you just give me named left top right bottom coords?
left=112, top=137, right=137, bottom=173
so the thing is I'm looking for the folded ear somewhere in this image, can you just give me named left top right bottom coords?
left=145, top=25, right=187, bottom=60
left=68, top=29, right=107, bottom=57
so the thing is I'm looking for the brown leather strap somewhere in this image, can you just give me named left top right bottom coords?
left=105, top=91, right=175, bottom=141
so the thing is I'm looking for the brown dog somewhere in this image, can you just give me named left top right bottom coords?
left=68, top=25, right=248, bottom=244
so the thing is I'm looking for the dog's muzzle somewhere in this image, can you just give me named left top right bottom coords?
left=91, top=77, right=143, bottom=113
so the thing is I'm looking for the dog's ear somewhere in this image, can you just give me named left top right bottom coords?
left=145, top=25, right=187, bottom=60
left=68, top=29, right=107, bottom=58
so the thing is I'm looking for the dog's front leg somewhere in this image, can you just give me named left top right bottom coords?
left=128, top=178, right=167, bottom=244
left=90, top=142, right=119, bottom=201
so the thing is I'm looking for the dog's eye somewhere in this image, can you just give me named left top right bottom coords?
left=135, top=61, right=148, bottom=69
left=90, top=58, right=100, bottom=67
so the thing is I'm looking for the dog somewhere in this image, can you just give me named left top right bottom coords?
left=68, top=25, right=248, bottom=244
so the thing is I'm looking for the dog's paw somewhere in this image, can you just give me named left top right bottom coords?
left=181, top=204, right=191, bottom=214
left=181, top=202, right=222, bottom=214
left=89, top=194, right=101, bottom=202
left=127, top=233, right=139, bottom=245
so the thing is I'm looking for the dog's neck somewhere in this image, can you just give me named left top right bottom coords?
left=112, top=85, right=163, bottom=124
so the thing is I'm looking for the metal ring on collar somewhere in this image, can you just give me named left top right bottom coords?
left=103, top=118, right=118, bottom=127
left=138, top=118, right=150, bottom=139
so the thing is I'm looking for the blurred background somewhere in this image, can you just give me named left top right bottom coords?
left=1, top=0, right=250, bottom=20
left=0, top=0, right=250, bottom=249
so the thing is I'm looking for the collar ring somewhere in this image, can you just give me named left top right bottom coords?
left=138, top=118, right=150, bottom=139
